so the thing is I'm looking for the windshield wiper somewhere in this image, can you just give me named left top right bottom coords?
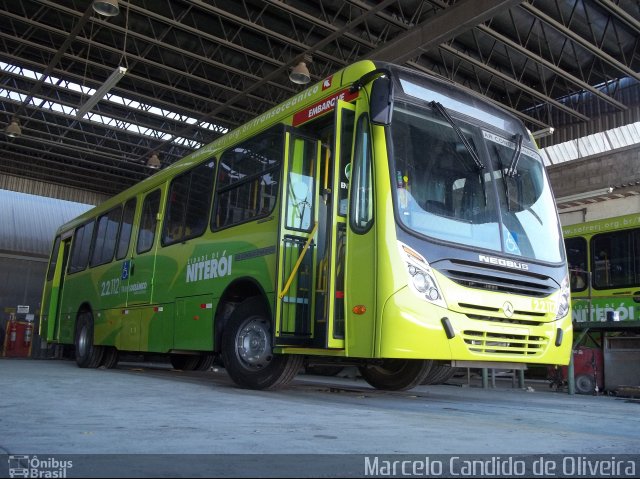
left=503, top=133, right=523, bottom=212
left=505, top=133, right=523, bottom=177
left=430, top=101, right=484, bottom=170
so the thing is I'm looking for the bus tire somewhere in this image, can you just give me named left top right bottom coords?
left=170, top=354, right=200, bottom=371
left=359, top=359, right=433, bottom=391
left=100, top=347, right=119, bottom=369
left=575, top=374, right=596, bottom=395
left=421, top=361, right=457, bottom=385
left=433, top=366, right=458, bottom=384
left=222, top=297, right=303, bottom=390
left=196, top=354, right=215, bottom=371
left=75, top=311, right=104, bottom=368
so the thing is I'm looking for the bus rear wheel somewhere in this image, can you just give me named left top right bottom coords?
left=100, top=347, right=119, bottom=369
left=75, top=311, right=104, bottom=368
left=359, top=359, right=433, bottom=391
left=195, top=354, right=215, bottom=371
left=222, top=298, right=303, bottom=390
left=170, top=354, right=200, bottom=371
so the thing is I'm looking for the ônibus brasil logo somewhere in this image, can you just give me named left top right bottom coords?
left=7, top=455, right=73, bottom=478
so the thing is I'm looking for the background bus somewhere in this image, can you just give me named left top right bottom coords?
left=564, top=213, right=640, bottom=323
left=563, top=213, right=640, bottom=393
left=40, top=60, right=572, bottom=390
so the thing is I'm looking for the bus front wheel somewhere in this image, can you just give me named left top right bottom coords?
left=75, top=311, right=104, bottom=368
left=421, top=361, right=457, bottom=385
left=360, top=359, right=433, bottom=391
left=222, top=298, right=303, bottom=390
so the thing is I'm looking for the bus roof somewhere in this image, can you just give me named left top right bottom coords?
left=54, top=59, right=530, bottom=237
left=54, top=60, right=380, bottom=236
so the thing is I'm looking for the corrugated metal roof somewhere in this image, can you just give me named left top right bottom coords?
left=0, top=189, right=92, bottom=258
left=541, top=122, right=640, bottom=166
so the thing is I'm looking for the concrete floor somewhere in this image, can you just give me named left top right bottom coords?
left=1, top=358, right=639, bottom=477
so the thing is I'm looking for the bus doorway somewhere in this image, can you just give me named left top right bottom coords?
left=275, top=129, right=321, bottom=346
left=42, top=235, right=71, bottom=342
left=275, top=101, right=355, bottom=349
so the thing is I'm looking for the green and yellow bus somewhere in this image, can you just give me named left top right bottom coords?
left=564, top=213, right=640, bottom=323
left=40, top=60, right=572, bottom=390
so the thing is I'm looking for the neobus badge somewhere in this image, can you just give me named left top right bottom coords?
left=478, top=254, right=529, bottom=271
left=186, top=252, right=233, bottom=283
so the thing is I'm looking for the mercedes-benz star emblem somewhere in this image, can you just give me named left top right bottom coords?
left=503, top=301, right=514, bottom=318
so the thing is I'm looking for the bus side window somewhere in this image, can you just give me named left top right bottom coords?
left=592, top=229, right=640, bottom=289
left=349, top=115, right=373, bottom=233
left=116, top=198, right=136, bottom=260
left=163, top=160, right=215, bottom=245
left=163, top=174, right=190, bottom=244
left=184, top=161, right=215, bottom=237
left=565, top=236, right=588, bottom=292
left=212, top=126, right=283, bottom=230
left=68, top=220, right=95, bottom=274
left=90, top=206, right=122, bottom=267
left=46, top=236, right=61, bottom=281
left=137, top=189, right=161, bottom=254
left=285, top=136, right=316, bottom=231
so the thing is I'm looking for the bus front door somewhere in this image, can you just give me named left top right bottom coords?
left=275, top=130, right=322, bottom=346
left=320, top=100, right=355, bottom=349
left=275, top=101, right=355, bottom=350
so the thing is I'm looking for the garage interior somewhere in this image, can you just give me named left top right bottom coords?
left=1, top=0, right=639, bottom=395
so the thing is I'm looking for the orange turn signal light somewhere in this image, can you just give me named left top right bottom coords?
left=352, top=305, right=367, bottom=315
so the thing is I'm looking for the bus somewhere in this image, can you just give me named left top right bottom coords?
left=564, top=213, right=640, bottom=323
left=40, top=60, right=572, bottom=391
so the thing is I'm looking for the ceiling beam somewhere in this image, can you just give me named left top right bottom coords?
left=594, top=0, right=640, bottom=35
left=0, top=158, right=132, bottom=197
left=0, top=48, right=248, bottom=127
left=520, top=2, right=640, bottom=83
left=12, top=4, right=93, bottom=124
left=0, top=143, right=147, bottom=183
left=0, top=12, right=277, bottom=115
left=263, top=0, right=377, bottom=50
left=139, top=0, right=399, bottom=162
left=368, top=0, right=524, bottom=63
left=439, top=43, right=590, bottom=122
left=475, top=24, right=627, bottom=111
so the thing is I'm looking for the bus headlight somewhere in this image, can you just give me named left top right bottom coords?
left=556, top=274, right=570, bottom=319
left=412, top=271, right=428, bottom=292
left=399, top=242, right=447, bottom=308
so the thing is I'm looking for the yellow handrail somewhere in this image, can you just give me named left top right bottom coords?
left=279, top=222, right=319, bottom=300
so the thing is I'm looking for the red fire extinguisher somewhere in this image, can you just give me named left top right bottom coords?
left=24, top=321, right=33, bottom=347
left=8, top=319, right=17, bottom=350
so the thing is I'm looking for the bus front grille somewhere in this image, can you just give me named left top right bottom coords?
left=461, top=330, right=548, bottom=356
left=457, top=302, right=546, bottom=326
left=436, top=259, right=557, bottom=298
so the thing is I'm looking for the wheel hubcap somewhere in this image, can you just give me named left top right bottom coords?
left=236, top=318, right=272, bottom=370
left=78, top=324, right=88, bottom=357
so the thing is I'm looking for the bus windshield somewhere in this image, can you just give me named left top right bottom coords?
left=390, top=101, right=563, bottom=263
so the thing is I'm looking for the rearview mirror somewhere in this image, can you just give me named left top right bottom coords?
left=370, top=76, right=393, bottom=126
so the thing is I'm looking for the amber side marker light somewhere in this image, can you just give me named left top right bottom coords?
left=352, top=305, right=367, bottom=315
